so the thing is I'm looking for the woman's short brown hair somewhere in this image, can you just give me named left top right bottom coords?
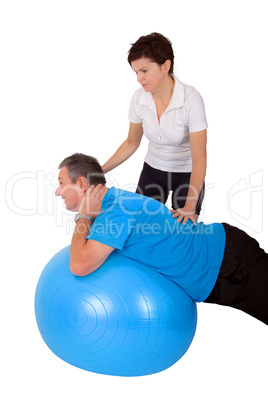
left=127, top=32, right=174, bottom=76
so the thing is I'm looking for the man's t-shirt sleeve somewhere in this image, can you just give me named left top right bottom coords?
left=86, top=208, right=132, bottom=250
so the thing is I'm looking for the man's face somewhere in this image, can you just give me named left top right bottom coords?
left=55, top=166, right=83, bottom=212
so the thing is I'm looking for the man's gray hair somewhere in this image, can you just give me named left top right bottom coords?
left=58, top=153, right=106, bottom=186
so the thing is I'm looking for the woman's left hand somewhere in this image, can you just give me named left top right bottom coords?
left=171, top=205, right=198, bottom=225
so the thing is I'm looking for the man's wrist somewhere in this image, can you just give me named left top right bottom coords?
left=74, top=214, right=95, bottom=224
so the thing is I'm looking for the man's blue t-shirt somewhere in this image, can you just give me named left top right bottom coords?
left=86, top=187, right=226, bottom=302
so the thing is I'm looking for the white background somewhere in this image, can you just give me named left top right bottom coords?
left=1, top=0, right=268, bottom=401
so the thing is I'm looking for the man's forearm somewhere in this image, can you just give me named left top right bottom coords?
left=70, top=219, right=93, bottom=273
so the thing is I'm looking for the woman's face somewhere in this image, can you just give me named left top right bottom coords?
left=131, top=57, right=169, bottom=93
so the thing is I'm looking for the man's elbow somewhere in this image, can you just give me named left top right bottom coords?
left=70, top=262, right=92, bottom=277
left=70, top=259, right=101, bottom=277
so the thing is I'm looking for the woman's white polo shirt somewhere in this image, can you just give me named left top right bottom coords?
left=128, top=76, right=208, bottom=172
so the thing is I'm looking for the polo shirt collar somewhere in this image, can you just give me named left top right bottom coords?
left=139, top=89, right=154, bottom=106
left=138, top=75, right=184, bottom=109
left=169, top=76, right=184, bottom=109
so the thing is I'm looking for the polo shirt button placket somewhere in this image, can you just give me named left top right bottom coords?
left=158, top=124, right=162, bottom=142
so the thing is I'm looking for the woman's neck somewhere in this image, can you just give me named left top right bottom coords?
left=152, top=75, right=175, bottom=103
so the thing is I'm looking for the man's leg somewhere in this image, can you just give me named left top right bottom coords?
left=204, top=223, right=268, bottom=325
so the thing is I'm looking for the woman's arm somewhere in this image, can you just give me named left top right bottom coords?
left=172, top=129, right=207, bottom=224
left=102, top=122, right=143, bottom=173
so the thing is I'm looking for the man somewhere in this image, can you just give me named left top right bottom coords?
left=55, top=153, right=268, bottom=325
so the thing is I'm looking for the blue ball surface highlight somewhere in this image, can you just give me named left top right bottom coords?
left=35, top=246, right=197, bottom=376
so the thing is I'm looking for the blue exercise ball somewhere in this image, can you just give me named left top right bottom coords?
left=35, top=246, right=197, bottom=376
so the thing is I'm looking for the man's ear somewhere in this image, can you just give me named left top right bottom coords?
left=76, top=176, right=88, bottom=192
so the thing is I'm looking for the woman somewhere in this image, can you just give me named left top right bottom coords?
left=102, top=33, right=207, bottom=224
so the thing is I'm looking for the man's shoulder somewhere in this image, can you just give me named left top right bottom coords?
left=103, top=187, right=144, bottom=213
left=107, top=187, right=143, bottom=201
left=105, top=187, right=170, bottom=217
